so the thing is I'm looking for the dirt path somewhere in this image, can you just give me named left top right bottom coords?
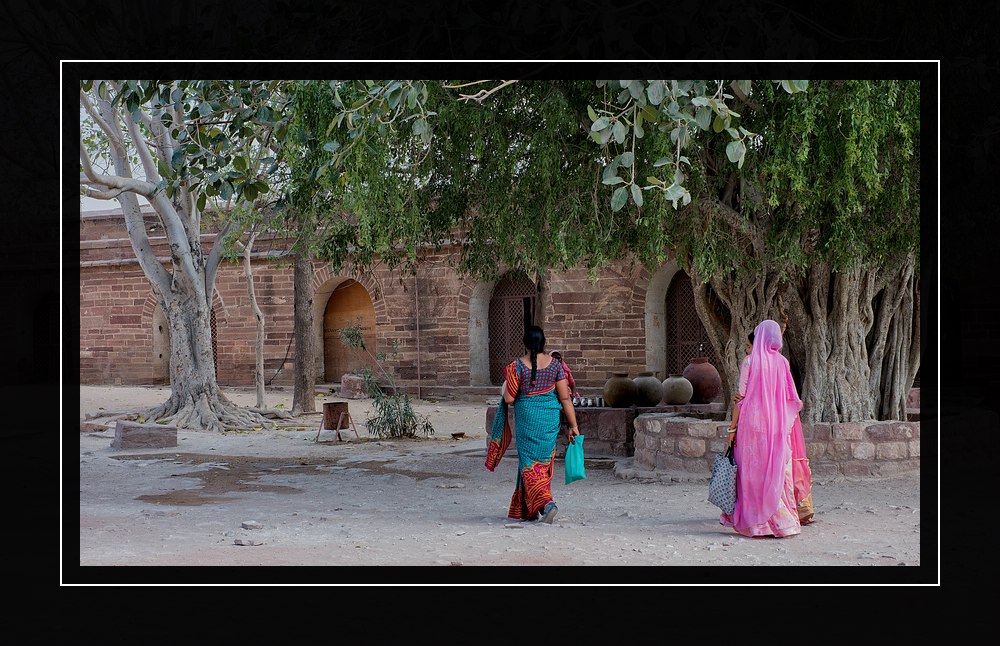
left=73, top=386, right=925, bottom=578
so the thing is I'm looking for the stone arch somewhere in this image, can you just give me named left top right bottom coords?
left=461, top=278, right=498, bottom=386
left=312, top=265, right=386, bottom=382
left=644, top=260, right=682, bottom=379
left=140, top=290, right=229, bottom=380
left=486, top=271, right=538, bottom=384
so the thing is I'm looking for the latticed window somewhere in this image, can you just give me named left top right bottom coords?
left=488, top=272, right=537, bottom=384
left=664, top=272, right=718, bottom=374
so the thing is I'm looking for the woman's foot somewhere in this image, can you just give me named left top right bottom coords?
left=539, top=501, right=558, bottom=524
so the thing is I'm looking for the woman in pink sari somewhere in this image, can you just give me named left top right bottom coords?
left=721, top=319, right=805, bottom=537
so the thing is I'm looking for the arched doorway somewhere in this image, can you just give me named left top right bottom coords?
left=151, top=301, right=170, bottom=384
left=323, top=279, right=377, bottom=382
left=488, top=271, right=537, bottom=384
left=664, top=271, right=718, bottom=374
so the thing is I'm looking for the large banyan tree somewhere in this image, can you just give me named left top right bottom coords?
left=325, top=79, right=920, bottom=423
left=80, top=80, right=290, bottom=431
left=677, top=80, right=921, bottom=422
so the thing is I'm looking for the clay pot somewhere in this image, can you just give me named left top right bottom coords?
left=661, top=374, right=694, bottom=405
left=633, top=371, right=664, bottom=407
left=682, top=357, right=722, bottom=404
left=603, top=372, right=637, bottom=408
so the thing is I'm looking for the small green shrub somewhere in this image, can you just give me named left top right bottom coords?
left=340, top=322, right=435, bottom=439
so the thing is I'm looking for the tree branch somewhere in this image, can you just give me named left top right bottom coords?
left=728, top=80, right=761, bottom=112
left=80, top=87, right=124, bottom=150
left=453, top=80, right=519, bottom=103
left=205, top=219, right=239, bottom=297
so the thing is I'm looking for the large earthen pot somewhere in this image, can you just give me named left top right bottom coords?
left=682, top=357, right=721, bottom=404
left=633, top=372, right=664, bottom=407
left=661, top=374, right=693, bottom=405
left=603, top=372, right=637, bottom=408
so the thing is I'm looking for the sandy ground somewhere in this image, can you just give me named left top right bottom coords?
left=72, top=385, right=927, bottom=581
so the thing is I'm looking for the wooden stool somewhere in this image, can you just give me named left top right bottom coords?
left=315, top=401, right=361, bottom=442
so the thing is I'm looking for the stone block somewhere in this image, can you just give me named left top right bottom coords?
left=111, top=420, right=177, bottom=449
left=908, top=440, right=920, bottom=457
left=832, top=423, right=866, bottom=440
left=809, top=423, right=832, bottom=441
left=852, top=442, right=876, bottom=460
left=658, top=437, right=676, bottom=453
left=865, top=422, right=914, bottom=441
left=806, top=442, right=826, bottom=459
left=340, top=374, right=370, bottom=399
left=687, top=422, right=717, bottom=438
left=840, top=461, right=874, bottom=477
left=708, top=440, right=727, bottom=454
left=829, top=441, right=853, bottom=460
left=677, top=437, right=705, bottom=458
left=80, top=423, right=106, bottom=433
left=875, top=441, right=909, bottom=460
left=655, top=453, right=685, bottom=471
left=809, top=460, right=840, bottom=477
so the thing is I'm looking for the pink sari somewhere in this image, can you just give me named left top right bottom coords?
left=721, top=320, right=804, bottom=537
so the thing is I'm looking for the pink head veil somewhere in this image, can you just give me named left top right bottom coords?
left=734, top=319, right=803, bottom=526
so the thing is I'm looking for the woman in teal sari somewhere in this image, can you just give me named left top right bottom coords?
left=486, top=326, right=580, bottom=523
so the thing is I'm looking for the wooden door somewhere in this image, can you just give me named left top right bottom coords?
left=323, top=280, right=377, bottom=382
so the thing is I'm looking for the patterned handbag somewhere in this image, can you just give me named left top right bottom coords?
left=708, top=443, right=738, bottom=514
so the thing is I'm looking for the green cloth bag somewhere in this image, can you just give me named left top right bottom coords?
left=565, top=435, right=586, bottom=484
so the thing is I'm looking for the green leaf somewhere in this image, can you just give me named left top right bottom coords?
left=653, top=157, right=671, bottom=168
left=781, top=80, right=793, bottom=94
left=647, top=176, right=663, bottom=186
left=793, top=80, right=809, bottom=92
left=713, top=114, right=725, bottom=133
left=323, top=141, right=340, bottom=153
left=691, top=96, right=710, bottom=107
left=587, top=105, right=598, bottom=122
left=737, top=79, right=751, bottom=96
left=156, top=158, right=171, bottom=179
left=591, top=117, right=608, bottom=131
left=646, top=80, right=664, bottom=105
left=602, top=175, right=625, bottom=185
left=726, top=140, right=746, bottom=163
left=220, top=181, right=233, bottom=202
left=171, top=147, right=185, bottom=169
left=695, top=107, right=712, bottom=131
left=634, top=123, right=644, bottom=139
left=233, top=155, right=247, bottom=172
left=620, top=151, right=634, bottom=167
left=198, top=102, right=212, bottom=117
left=197, top=192, right=207, bottom=212
left=590, top=131, right=604, bottom=144
left=611, top=186, right=628, bottom=212
left=242, top=182, right=259, bottom=201
left=412, top=118, right=427, bottom=136
left=631, top=183, right=643, bottom=207
left=612, top=121, right=627, bottom=144
left=629, top=80, right=644, bottom=100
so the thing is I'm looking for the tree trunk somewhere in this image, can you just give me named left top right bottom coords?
left=144, top=288, right=266, bottom=432
left=243, top=233, right=266, bottom=409
left=291, top=251, right=316, bottom=416
left=692, top=269, right=784, bottom=420
left=782, top=255, right=918, bottom=423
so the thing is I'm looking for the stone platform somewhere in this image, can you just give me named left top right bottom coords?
left=632, top=413, right=920, bottom=477
left=485, top=402, right=725, bottom=458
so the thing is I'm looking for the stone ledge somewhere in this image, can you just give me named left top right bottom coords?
left=632, top=415, right=921, bottom=478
